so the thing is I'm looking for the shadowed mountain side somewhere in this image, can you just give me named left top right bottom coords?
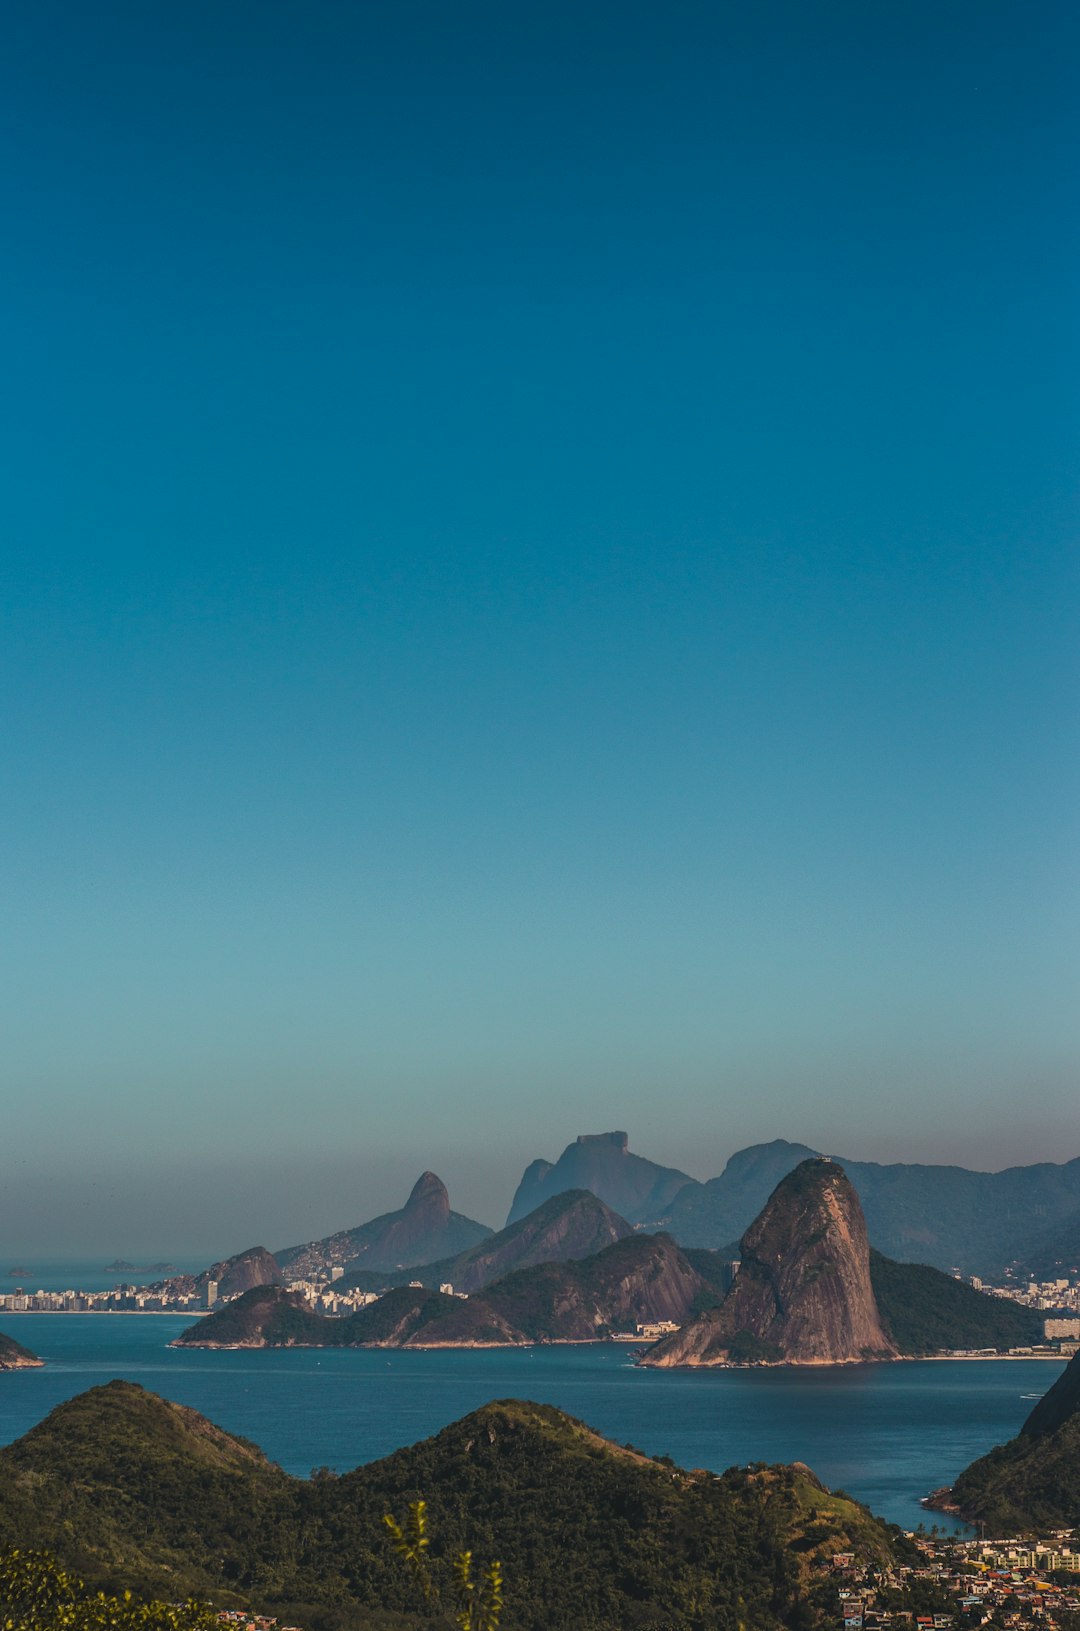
left=644, top=1160, right=896, bottom=1367
left=659, top=1139, right=819, bottom=1238
left=176, top=1233, right=729, bottom=1348
left=507, top=1132, right=694, bottom=1225
left=346, top=1188, right=636, bottom=1293
left=936, top=1348, right=1080, bottom=1532
left=867, top=1252, right=1042, bottom=1355
left=0, top=1380, right=906, bottom=1630
left=0, top=1329, right=42, bottom=1369
left=661, top=1142, right=1080, bottom=1278
left=277, top=1171, right=492, bottom=1278
left=1011, top=1204, right=1080, bottom=1282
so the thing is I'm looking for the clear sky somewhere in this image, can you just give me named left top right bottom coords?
left=2, top=2, right=1077, bottom=1256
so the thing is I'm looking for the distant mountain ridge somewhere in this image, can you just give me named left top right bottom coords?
left=507, top=1131, right=693, bottom=1226
left=347, top=1188, right=636, bottom=1294
left=277, top=1171, right=492, bottom=1278
left=515, top=1133, right=1080, bottom=1277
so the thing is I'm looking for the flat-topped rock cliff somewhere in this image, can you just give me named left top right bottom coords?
left=507, top=1132, right=693, bottom=1226
left=642, top=1159, right=896, bottom=1366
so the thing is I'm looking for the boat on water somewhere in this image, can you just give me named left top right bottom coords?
left=7, top=1267, right=29, bottom=1277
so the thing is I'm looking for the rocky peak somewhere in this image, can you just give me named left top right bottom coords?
left=642, top=1158, right=897, bottom=1367
left=577, top=1132, right=629, bottom=1151
left=405, top=1171, right=451, bottom=1223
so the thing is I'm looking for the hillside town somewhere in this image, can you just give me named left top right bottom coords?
left=834, top=1531, right=1080, bottom=1631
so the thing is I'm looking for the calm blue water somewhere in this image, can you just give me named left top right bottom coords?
left=0, top=1313, right=1062, bottom=1534
left=1, top=1259, right=206, bottom=1293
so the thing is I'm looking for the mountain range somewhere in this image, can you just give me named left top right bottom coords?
left=118, top=1135, right=1080, bottom=1312
left=179, top=1168, right=1040, bottom=1360
left=344, top=1187, right=636, bottom=1293
left=176, top=1229, right=732, bottom=1349
left=510, top=1132, right=1080, bottom=1278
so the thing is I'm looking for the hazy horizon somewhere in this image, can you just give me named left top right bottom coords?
left=2, top=3, right=1077, bottom=1260
left=4, top=1124, right=1080, bottom=1260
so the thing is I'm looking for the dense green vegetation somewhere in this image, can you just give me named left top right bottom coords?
left=0, top=1547, right=218, bottom=1629
left=868, top=1252, right=1043, bottom=1355
left=946, top=1350, right=1080, bottom=1532
left=1015, top=1205, right=1080, bottom=1281
left=671, top=1247, right=733, bottom=1313
left=0, top=1380, right=905, bottom=1631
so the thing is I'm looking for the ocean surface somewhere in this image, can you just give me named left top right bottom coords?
left=2, top=1259, right=207, bottom=1293
left=0, top=1312, right=1062, bottom=1534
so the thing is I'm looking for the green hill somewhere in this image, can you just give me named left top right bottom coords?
left=943, top=1348, right=1080, bottom=1532
left=0, top=1380, right=906, bottom=1630
left=867, top=1251, right=1043, bottom=1355
left=0, top=1381, right=292, bottom=1604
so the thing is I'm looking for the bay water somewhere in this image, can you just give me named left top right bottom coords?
left=0, top=1311, right=1062, bottom=1533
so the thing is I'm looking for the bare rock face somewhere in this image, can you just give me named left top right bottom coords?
left=277, top=1173, right=492, bottom=1278
left=148, top=1245, right=283, bottom=1303
left=0, top=1329, right=43, bottom=1369
left=642, top=1159, right=897, bottom=1367
left=214, top=1246, right=283, bottom=1299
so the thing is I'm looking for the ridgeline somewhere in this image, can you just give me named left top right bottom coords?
left=0, top=1379, right=908, bottom=1631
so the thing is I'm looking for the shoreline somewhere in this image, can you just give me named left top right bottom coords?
left=2, top=1313, right=1069, bottom=1364
left=0, top=1309, right=209, bottom=1317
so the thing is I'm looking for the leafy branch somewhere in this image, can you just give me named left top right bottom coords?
left=384, top=1500, right=505, bottom=1630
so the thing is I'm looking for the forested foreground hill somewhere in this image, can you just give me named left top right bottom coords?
left=0, top=1380, right=909, bottom=1631
left=940, top=1348, right=1080, bottom=1533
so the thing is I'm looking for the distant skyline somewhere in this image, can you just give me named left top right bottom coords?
left=2, top=2, right=1077, bottom=1256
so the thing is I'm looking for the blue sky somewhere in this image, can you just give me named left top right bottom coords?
left=2, top=2, right=1077, bottom=1254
